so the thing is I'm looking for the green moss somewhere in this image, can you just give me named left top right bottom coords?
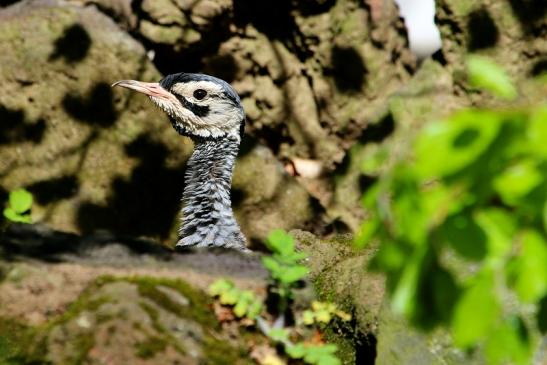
left=134, top=336, right=168, bottom=359
left=202, top=335, right=253, bottom=365
left=131, top=277, right=217, bottom=328
left=68, top=334, right=95, bottom=365
left=0, top=317, right=49, bottom=365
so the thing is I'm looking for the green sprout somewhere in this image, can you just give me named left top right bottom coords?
left=3, top=188, right=33, bottom=224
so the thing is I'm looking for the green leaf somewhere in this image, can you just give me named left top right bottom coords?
left=528, top=105, right=547, bottom=156
left=493, top=160, right=543, bottom=206
left=485, top=316, right=531, bottom=365
left=314, top=309, right=332, bottom=323
left=8, top=188, right=33, bottom=214
left=302, top=310, right=315, bottom=325
left=3, top=208, right=31, bottom=224
left=439, top=214, right=487, bottom=261
left=246, top=300, right=262, bottom=319
left=466, top=55, right=517, bottom=100
left=266, top=229, right=295, bottom=256
left=261, top=256, right=282, bottom=277
left=233, top=299, right=249, bottom=317
left=511, top=230, right=547, bottom=303
left=474, top=208, right=515, bottom=260
left=267, top=328, right=289, bottom=343
left=219, top=287, right=240, bottom=305
left=361, top=145, right=389, bottom=175
left=304, top=344, right=339, bottom=364
left=317, top=356, right=342, bottom=365
left=208, top=279, right=234, bottom=296
left=286, top=343, right=306, bottom=359
left=390, top=243, right=428, bottom=318
left=354, top=218, right=379, bottom=249
left=278, top=265, right=308, bottom=284
left=414, top=110, right=502, bottom=179
left=451, top=270, right=500, bottom=348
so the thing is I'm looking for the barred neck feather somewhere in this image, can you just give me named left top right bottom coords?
left=177, top=136, right=246, bottom=250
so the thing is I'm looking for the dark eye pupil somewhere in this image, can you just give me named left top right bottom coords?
left=193, top=89, right=207, bottom=100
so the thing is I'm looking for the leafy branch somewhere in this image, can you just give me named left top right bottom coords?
left=357, top=55, right=546, bottom=364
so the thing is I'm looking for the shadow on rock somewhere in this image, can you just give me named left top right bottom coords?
left=76, top=134, right=186, bottom=239
left=466, top=7, right=499, bottom=51
left=62, top=82, right=118, bottom=127
left=49, top=23, right=92, bottom=63
left=233, top=0, right=295, bottom=41
left=27, top=175, right=80, bottom=205
left=530, top=58, right=547, bottom=77
left=506, top=0, right=547, bottom=35
left=203, top=53, right=239, bottom=83
left=331, top=46, right=367, bottom=93
left=0, top=105, right=46, bottom=145
left=0, top=224, right=266, bottom=278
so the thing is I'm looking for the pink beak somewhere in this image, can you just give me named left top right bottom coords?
left=111, top=80, right=174, bottom=100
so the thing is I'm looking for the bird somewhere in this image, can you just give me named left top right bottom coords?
left=112, top=73, right=248, bottom=251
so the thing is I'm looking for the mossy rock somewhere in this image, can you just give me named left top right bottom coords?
left=0, top=275, right=253, bottom=365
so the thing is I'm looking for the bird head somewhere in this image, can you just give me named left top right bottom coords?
left=113, top=73, right=245, bottom=140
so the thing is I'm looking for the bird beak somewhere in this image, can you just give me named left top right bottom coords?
left=111, top=80, right=173, bottom=100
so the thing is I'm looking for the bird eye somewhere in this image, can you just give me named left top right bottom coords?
left=193, top=89, right=207, bottom=100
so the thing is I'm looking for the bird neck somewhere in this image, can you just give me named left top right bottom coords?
left=178, top=136, right=246, bottom=249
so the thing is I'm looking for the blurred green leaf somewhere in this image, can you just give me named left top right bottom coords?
left=528, top=105, right=547, bottom=156
left=8, top=188, right=33, bottom=214
left=474, top=208, right=515, bottom=260
left=354, top=218, right=379, bottom=249
left=208, top=279, right=234, bottom=296
left=439, top=214, right=487, bottom=260
left=467, top=55, right=517, bottom=100
left=247, top=300, right=262, bottom=319
left=303, top=344, right=340, bottom=365
left=286, top=343, right=306, bottom=359
left=302, top=310, right=315, bottom=325
left=266, top=229, right=295, bottom=256
left=414, top=110, right=501, bottom=179
left=3, top=208, right=31, bottom=224
left=511, top=230, right=547, bottom=303
left=267, top=328, right=289, bottom=343
left=391, top=244, right=428, bottom=318
left=278, top=265, right=308, bottom=284
left=262, top=256, right=282, bottom=276
left=493, top=160, right=543, bottom=206
left=361, top=145, right=389, bottom=175
left=485, top=316, right=531, bottom=365
left=219, top=287, right=240, bottom=305
left=451, top=271, right=500, bottom=348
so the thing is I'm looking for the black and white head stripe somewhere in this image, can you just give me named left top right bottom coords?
left=160, top=73, right=241, bottom=106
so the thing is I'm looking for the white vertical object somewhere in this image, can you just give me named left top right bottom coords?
left=394, top=0, right=442, bottom=58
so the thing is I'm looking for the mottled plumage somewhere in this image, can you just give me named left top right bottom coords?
left=113, top=73, right=247, bottom=251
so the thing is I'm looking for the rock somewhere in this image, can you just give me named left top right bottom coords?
left=293, top=230, right=483, bottom=364
left=233, top=140, right=315, bottom=244
left=141, top=0, right=186, bottom=26
left=436, top=0, right=546, bottom=85
left=1, top=275, right=255, bottom=364
left=140, top=19, right=184, bottom=44
left=0, top=0, right=315, bottom=245
left=0, top=0, right=182, bottom=241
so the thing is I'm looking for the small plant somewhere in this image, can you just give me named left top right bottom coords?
left=3, top=188, right=33, bottom=224
left=301, top=301, right=352, bottom=326
left=208, top=279, right=262, bottom=319
left=209, top=230, right=350, bottom=365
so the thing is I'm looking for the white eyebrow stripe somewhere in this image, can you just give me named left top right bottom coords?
left=171, top=80, right=224, bottom=96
